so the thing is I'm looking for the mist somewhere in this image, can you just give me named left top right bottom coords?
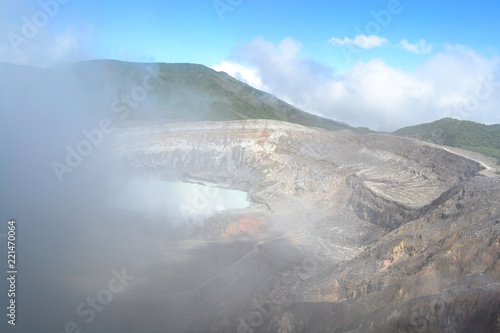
left=0, top=60, right=265, bottom=332
left=1, top=57, right=499, bottom=332
left=1, top=0, right=499, bottom=331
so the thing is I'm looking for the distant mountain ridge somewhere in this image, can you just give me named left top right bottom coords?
left=394, top=117, right=500, bottom=164
left=0, top=60, right=371, bottom=133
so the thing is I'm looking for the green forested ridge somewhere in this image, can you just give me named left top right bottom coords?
left=394, top=118, right=500, bottom=163
left=66, top=60, right=372, bottom=134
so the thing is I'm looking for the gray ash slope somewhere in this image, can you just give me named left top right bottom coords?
left=112, top=119, right=500, bottom=332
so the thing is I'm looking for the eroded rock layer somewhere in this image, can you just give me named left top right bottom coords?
left=112, top=120, right=498, bottom=332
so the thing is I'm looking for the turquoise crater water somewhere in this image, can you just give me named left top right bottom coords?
left=106, top=177, right=250, bottom=221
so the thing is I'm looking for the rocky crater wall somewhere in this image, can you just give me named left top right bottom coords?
left=110, top=120, right=497, bottom=332
left=113, top=120, right=483, bottom=230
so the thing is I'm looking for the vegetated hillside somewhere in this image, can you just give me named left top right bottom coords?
left=394, top=117, right=500, bottom=164
left=56, top=60, right=371, bottom=133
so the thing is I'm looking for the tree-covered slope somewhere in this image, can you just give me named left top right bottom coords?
left=394, top=118, right=500, bottom=162
left=62, top=60, right=372, bottom=133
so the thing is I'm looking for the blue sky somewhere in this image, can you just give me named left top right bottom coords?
left=39, top=0, right=500, bottom=69
left=2, top=0, right=500, bottom=130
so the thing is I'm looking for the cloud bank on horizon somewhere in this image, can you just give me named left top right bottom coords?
left=213, top=37, right=500, bottom=132
left=1, top=0, right=500, bottom=131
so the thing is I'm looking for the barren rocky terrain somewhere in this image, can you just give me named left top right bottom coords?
left=109, top=119, right=500, bottom=332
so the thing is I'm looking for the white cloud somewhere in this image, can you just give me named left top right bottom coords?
left=400, top=39, right=432, bottom=54
left=329, top=35, right=388, bottom=49
left=212, top=60, right=267, bottom=91
left=216, top=37, right=500, bottom=132
left=214, top=37, right=334, bottom=105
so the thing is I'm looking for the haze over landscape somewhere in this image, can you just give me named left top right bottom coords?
left=1, top=1, right=500, bottom=332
